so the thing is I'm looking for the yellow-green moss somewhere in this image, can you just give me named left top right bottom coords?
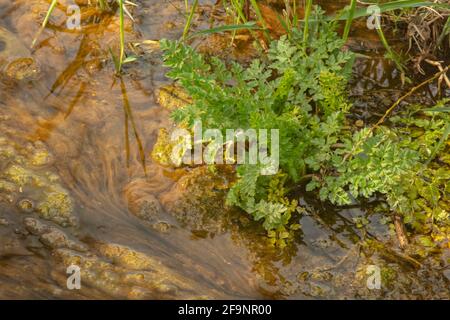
left=157, top=85, right=191, bottom=111
left=151, top=128, right=185, bottom=167
left=4, top=165, right=33, bottom=187
left=37, top=188, right=75, bottom=226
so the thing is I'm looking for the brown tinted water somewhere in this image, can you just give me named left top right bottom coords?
left=0, top=0, right=448, bottom=299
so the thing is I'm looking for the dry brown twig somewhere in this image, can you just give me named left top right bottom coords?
left=425, top=59, right=450, bottom=90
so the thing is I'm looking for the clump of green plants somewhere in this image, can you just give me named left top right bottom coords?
left=160, top=7, right=354, bottom=241
left=390, top=104, right=450, bottom=250
left=159, top=6, right=449, bottom=248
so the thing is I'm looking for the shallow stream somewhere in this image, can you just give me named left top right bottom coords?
left=0, top=0, right=448, bottom=299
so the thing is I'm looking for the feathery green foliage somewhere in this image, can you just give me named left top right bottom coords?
left=159, top=6, right=449, bottom=248
left=161, top=7, right=354, bottom=239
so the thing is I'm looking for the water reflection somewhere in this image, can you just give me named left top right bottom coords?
left=119, top=76, right=147, bottom=174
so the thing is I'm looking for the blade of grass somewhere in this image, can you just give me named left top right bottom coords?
left=182, top=0, right=199, bottom=41
left=98, top=0, right=110, bottom=11
left=423, top=106, right=450, bottom=113
left=303, top=0, right=312, bottom=46
left=109, top=47, right=121, bottom=73
left=425, top=123, right=450, bottom=165
left=229, top=0, right=246, bottom=43
left=188, top=22, right=259, bottom=39
left=118, top=0, right=125, bottom=72
left=342, top=0, right=357, bottom=42
left=330, top=1, right=449, bottom=21
left=249, top=0, right=271, bottom=42
left=437, top=17, right=450, bottom=48
left=31, top=0, right=58, bottom=48
left=276, top=12, right=292, bottom=38
left=375, top=24, right=405, bottom=73
left=224, top=1, right=265, bottom=51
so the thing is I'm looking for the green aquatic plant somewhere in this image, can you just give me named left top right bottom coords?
left=159, top=5, right=449, bottom=248
left=307, top=103, right=450, bottom=249
left=189, top=1, right=448, bottom=79
left=160, top=7, right=354, bottom=239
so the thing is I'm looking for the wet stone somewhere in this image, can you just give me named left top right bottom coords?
left=125, top=180, right=165, bottom=224
left=40, top=229, right=69, bottom=249
left=53, top=246, right=201, bottom=299
left=1, top=25, right=41, bottom=81
left=164, top=22, right=176, bottom=30
left=127, top=287, right=150, bottom=299
left=17, top=198, right=34, bottom=213
left=23, top=217, right=50, bottom=235
left=444, top=269, right=450, bottom=281
left=36, top=190, right=77, bottom=227
left=0, top=180, right=16, bottom=193
left=97, top=243, right=157, bottom=270
left=0, top=135, right=78, bottom=228
left=27, top=141, right=54, bottom=167
left=157, top=85, right=192, bottom=111
left=0, top=217, right=9, bottom=226
left=23, top=217, right=86, bottom=251
left=151, top=128, right=183, bottom=167
left=5, top=58, right=40, bottom=81
left=136, top=196, right=163, bottom=222
left=152, top=221, right=171, bottom=233
left=160, top=166, right=235, bottom=234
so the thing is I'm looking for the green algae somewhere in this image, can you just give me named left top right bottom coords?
left=37, top=188, right=75, bottom=227
left=0, top=135, right=77, bottom=227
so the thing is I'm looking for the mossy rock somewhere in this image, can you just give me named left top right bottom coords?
left=0, top=134, right=77, bottom=227
left=157, top=84, right=191, bottom=111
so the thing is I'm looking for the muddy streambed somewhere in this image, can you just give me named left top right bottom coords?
left=0, top=0, right=449, bottom=299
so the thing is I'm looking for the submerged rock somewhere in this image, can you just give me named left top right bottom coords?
left=37, top=189, right=76, bottom=227
left=157, top=84, right=192, bottom=111
left=0, top=26, right=40, bottom=81
left=4, top=58, right=40, bottom=81
left=53, top=244, right=207, bottom=299
left=160, top=166, right=235, bottom=234
left=123, top=178, right=172, bottom=233
left=17, top=198, right=34, bottom=213
left=0, top=134, right=78, bottom=227
left=0, top=217, right=9, bottom=226
left=27, top=141, right=55, bottom=167
left=23, top=217, right=86, bottom=251
left=151, top=128, right=184, bottom=167
left=124, top=179, right=163, bottom=222
left=196, top=33, right=258, bottom=65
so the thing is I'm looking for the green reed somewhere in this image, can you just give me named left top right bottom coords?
left=342, top=0, right=357, bottom=42
left=118, top=0, right=125, bottom=72
left=303, top=0, right=312, bottom=46
left=182, top=0, right=199, bottom=40
left=31, top=0, right=58, bottom=48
